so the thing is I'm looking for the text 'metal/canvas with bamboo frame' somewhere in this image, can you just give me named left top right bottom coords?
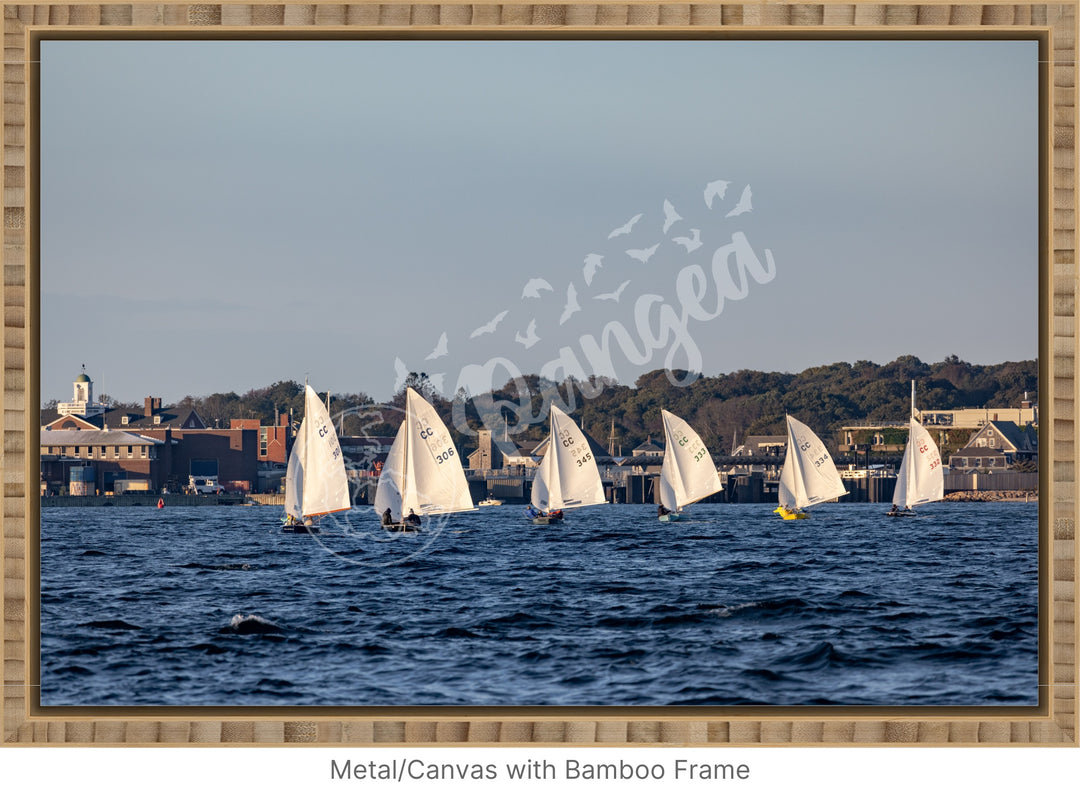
left=2, top=1, right=1077, bottom=746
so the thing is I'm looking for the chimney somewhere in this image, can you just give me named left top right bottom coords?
left=144, top=396, right=162, bottom=419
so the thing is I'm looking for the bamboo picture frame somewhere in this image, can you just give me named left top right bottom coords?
left=2, top=1, right=1076, bottom=746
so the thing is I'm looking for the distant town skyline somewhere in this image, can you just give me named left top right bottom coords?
left=40, top=37, right=1038, bottom=405
left=43, top=351, right=1037, bottom=411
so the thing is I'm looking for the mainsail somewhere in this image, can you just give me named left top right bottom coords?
left=777, top=414, right=848, bottom=510
left=892, top=416, right=944, bottom=509
left=531, top=406, right=606, bottom=513
left=374, top=387, right=473, bottom=520
left=284, top=384, right=351, bottom=520
left=658, top=409, right=723, bottom=511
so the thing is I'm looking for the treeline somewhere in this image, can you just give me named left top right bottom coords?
left=70, top=354, right=1037, bottom=456
left=472, top=354, right=1037, bottom=456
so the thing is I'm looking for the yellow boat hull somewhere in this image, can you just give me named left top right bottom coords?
left=774, top=506, right=809, bottom=520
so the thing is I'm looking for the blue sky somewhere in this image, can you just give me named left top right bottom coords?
left=40, top=38, right=1038, bottom=405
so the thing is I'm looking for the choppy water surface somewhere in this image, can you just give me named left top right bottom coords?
left=40, top=502, right=1038, bottom=706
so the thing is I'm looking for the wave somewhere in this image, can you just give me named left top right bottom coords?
left=186, top=642, right=228, bottom=655
left=79, top=619, right=141, bottom=630
left=175, top=562, right=254, bottom=571
left=775, top=641, right=853, bottom=670
left=435, top=627, right=482, bottom=639
left=220, top=614, right=282, bottom=635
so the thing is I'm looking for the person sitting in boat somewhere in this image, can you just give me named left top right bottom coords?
left=657, top=503, right=669, bottom=518
left=550, top=509, right=563, bottom=520
left=525, top=505, right=540, bottom=519
left=890, top=504, right=899, bottom=515
left=405, top=508, right=421, bottom=526
left=381, top=507, right=394, bottom=526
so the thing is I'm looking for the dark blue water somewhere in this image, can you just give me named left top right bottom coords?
left=40, top=502, right=1038, bottom=707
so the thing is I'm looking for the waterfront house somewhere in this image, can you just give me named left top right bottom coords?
left=467, top=429, right=539, bottom=472
left=947, top=420, right=1038, bottom=471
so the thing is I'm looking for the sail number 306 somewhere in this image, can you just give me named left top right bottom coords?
left=419, top=423, right=456, bottom=465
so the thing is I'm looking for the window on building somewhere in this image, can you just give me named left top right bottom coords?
left=989, top=438, right=996, bottom=448
left=153, top=416, right=161, bottom=425
left=121, top=416, right=129, bottom=425
left=127, top=446, right=133, bottom=456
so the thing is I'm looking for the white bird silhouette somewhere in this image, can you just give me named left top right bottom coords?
left=515, top=319, right=540, bottom=349
left=662, top=199, right=682, bottom=234
left=725, top=185, right=752, bottom=217
left=522, top=277, right=554, bottom=299
left=626, top=243, right=660, bottom=264
left=608, top=213, right=643, bottom=239
left=393, top=357, right=409, bottom=392
left=704, top=179, right=731, bottom=209
left=470, top=310, right=509, bottom=338
left=425, top=331, right=448, bottom=360
left=583, top=253, right=604, bottom=286
left=672, top=228, right=702, bottom=253
left=594, top=280, right=631, bottom=302
left=559, top=283, right=581, bottom=324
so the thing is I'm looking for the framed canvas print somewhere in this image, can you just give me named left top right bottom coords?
left=1, top=1, right=1075, bottom=751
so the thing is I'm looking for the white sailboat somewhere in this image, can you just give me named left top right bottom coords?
left=774, top=414, right=848, bottom=519
left=657, top=409, right=723, bottom=522
left=282, top=384, right=351, bottom=533
left=528, top=405, right=607, bottom=524
left=374, top=387, right=474, bottom=531
left=888, top=382, right=944, bottom=516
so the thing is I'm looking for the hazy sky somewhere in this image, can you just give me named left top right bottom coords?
left=40, top=38, right=1038, bottom=406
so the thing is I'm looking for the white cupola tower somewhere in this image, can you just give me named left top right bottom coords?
left=57, top=365, right=107, bottom=418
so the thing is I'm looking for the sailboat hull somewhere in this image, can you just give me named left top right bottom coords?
left=381, top=522, right=420, bottom=532
left=282, top=523, right=319, bottom=534
left=774, top=506, right=809, bottom=520
left=658, top=512, right=687, bottom=522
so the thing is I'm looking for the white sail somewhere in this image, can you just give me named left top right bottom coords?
left=659, top=409, right=723, bottom=511
left=777, top=414, right=848, bottom=510
left=531, top=406, right=607, bottom=513
left=283, top=423, right=306, bottom=520
left=373, top=420, right=410, bottom=518
left=892, top=416, right=944, bottom=509
left=374, top=388, right=473, bottom=520
left=284, top=384, right=351, bottom=519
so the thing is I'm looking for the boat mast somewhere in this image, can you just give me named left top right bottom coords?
left=906, top=380, right=916, bottom=509
left=301, top=380, right=311, bottom=517
left=402, top=390, right=411, bottom=519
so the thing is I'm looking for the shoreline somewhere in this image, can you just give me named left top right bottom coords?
left=941, top=490, right=1037, bottom=503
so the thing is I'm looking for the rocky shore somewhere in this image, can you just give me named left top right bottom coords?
left=942, top=490, right=1037, bottom=502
